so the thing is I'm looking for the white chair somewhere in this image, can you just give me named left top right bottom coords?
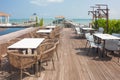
left=112, top=33, right=120, bottom=37
left=87, top=35, right=103, bottom=56
left=75, top=27, right=84, bottom=38
left=98, top=27, right=104, bottom=33
left=85, top=33, right=91, bottom=48
left=71, top=24, right=77, bottom=31
left=105, top=40, right=119, bottom=51
left=105, top=40, right=120, bottom=62
left=79, top=24, right=85, bottom=28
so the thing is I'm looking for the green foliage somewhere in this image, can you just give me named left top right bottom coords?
left=114, top=20, right=120, bottom=33
left=108, top=19, right=117, bottom=34
left=34, top=17, right=44, bottom=27
left=39, top=18, right=44, bottom=26
left=93, top=19, right=120, bottom=34
left=35, top=16, right=39, bottom=27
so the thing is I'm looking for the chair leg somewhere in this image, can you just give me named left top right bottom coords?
left=105, top=50, right=108, bottom=57
left=98, top=48, right=102, bottom=58
left=118, top=52, right=120, bottom=63
left=39, top=61, right=41, bottom=77
left=85, top=41, right=88, bottom=49
left=33, top=64, right=36, bottom=75
left=0, top=61, right=3, bottom=74
left=89, top=48, right=92, bottom=56
left=87, top=46, right=91, bottom=55
left=55, top=49, right=59, bottom=61
left=45, top=61, right=48, bottom=66
left=51, top=58, right=55, bottom=70
left=20, top=69, right=22, bottom=80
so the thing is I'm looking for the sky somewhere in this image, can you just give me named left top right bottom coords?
left=0, top=0, right=120, bottom=19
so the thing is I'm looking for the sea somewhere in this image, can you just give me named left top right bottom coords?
left=9, top=18, right=92, bottom=26
left=0, top=18, right=92, bottom=36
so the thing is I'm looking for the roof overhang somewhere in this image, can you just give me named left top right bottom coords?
left=0, top=12, right=10, bottom=17
left=55, top=16, right=65, bottom=19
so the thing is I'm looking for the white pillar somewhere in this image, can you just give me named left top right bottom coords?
left=7, top=16, right=9, bottom=23
left=5, top=16, right=7, bottom=23
left=0, top=17, right=2, bottom=24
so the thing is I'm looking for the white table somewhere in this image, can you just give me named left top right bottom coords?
left=8, top=38, right=45, bottom=49
left=36, top=29, right=52, bottom=34
left=8, top=38, right=45, bottom=76
left=82, top=28, right=95, bottom=31
left=45, top=26, right=56, bottom=29
left=94, top=34, right=120, bottom=40
left=94, top=33, right=120, bottom=57
left=81, top=28, right=96, bottom=36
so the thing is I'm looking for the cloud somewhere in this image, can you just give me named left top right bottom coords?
left=30, top=0, right=64, bottom=6
left=30, top=0, right=48, bottom=6
left=48, top=0, right=64, bottom=3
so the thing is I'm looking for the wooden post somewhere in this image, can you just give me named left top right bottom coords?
left=106, top=7, right=109, bottom=33
left=95, top=11, right=98, bottom=29
left=95, top=4, right=109, bottom=33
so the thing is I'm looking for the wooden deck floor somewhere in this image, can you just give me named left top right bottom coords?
left=35, top=28, right=120, bottom=80
left=1, top=28, right=120, bottom=80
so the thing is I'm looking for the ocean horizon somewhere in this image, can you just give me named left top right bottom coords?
left=9, top=18, right=92, bottom=26
left=0, top=18, right=92, bottom=36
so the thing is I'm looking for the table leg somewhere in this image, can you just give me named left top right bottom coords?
left=36, top=61, right=39, bottom=77
left=102, top=40, right=105, bottom=57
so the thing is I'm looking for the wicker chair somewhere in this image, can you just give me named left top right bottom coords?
left=54, top=26, right=62, bottom=32
left=37, top=43, right=56, bottom=76
left=48, top=30, right=55, bottom=39
left=0, top=40, right=22, bottom=71
left=54, top=39, right=60, bottom=60
left=48, top=26, right=62, bottom=39
left=29, top=31, right=49, bottom=38
left=7, top=38, right=21, bottom=47
left=54, top=31, right=61, bottom=39
left=42, top=38, right=60, bottom=60
left=7, top=50, right=37, bottom=80
left=38, top=33, right=49, bottom=38
left=0, top=43, right=9, bottom=72
left=29, top=32, right=38, bottom=38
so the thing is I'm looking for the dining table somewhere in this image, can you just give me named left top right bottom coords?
left=93, top=33, right=120, bottom=57
left=45, top=25, right=56, bottom=29
left=81, top=27, right=96, bottom=34
left=36, top=29, right=52, bottom=34
left=8, top=38, right=45, bottom=77
left=8, top=38, right=45, bottom=54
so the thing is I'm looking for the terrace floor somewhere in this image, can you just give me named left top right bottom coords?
left=0, top=28, right=120, bottom=80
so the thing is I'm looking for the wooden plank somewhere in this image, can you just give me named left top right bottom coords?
left=39, top=28, right=120, bottom=80
left=2, top=28, right=120, bottom=80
